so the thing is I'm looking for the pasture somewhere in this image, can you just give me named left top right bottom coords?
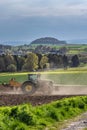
left=31, top=43, right=87, bottom=55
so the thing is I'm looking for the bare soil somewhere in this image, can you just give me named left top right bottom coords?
left=0, top=94, right=74, bottom=106
left=0, top=85, right=87, bottom=106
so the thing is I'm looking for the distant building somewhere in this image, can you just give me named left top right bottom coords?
left=0, top=50, right=5, bottom=55
left=12, top=51, right=25, bottom=56
left=49, top=50, right=64, bottom=55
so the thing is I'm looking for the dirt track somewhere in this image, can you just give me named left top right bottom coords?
left=62, top=112, right=87, bottom=130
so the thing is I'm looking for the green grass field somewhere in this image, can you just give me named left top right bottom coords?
left=31, top=44, right=87, bottom=55
left=0, top=67, right=87, bottom=85
left=0, top=73, right=28, bottom=84
left=0, top=96, right=87, bottom=130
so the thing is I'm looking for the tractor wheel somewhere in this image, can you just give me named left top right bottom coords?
left=21, top=81, right=36, bottom=95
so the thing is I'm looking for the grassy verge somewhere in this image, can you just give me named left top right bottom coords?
left=0, top=96, right=87, bottom=130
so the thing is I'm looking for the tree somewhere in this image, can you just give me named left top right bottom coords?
left=36, top=53, right=42, bottom=69
left=63, top=55, right=68, bottom=69
left=7, top=64, right=17, bottom=72
left=0, top=57, right=5, bottom=72
left=40, top=55, right=48, bottom=69
left=4, top=54, right=16, bottom=70
left=13, top=55, right=25, bottom=71
left=18, top=57, right=25, bottom=71
left=71, top=55, right=80, bottom=67
left=43, top=63, right=50, bottom=69
left=48, top=54, right=63, bottom=68
left=22, top=53, right=38, bottom=71
left=57, top=55, right=63, bottom=67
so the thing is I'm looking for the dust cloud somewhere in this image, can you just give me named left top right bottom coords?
left=40, top=73, right=87, bottom=95
left=52, top=85, right=87, bottom=95
left=0, top=85, right=87, bottom=95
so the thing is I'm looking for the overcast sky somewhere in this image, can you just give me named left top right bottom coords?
left=0, top=0, right=87, bottom=43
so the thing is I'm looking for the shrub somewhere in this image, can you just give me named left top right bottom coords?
left=55, top=102, right=63, bottom=108
left=9, top=107, right=18, bottom=117
left=18, top=111, right=35, bottom=125
left=78, top=102, right=85, bottom=109
left=7, top=64, right=17, bottom=72
left=1, top=96, right=87, bottom=130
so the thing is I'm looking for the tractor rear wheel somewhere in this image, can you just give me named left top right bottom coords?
left=21, top=81, right=36, bottom=95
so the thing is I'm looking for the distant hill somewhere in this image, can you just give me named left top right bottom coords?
left=30, top=37, right=67, bottom=45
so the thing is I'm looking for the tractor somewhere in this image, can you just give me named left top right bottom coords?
left=8, top=74, right=54, bottom=95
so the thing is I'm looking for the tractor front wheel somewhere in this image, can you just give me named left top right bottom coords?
left=21, top=81, right=36, bottom=95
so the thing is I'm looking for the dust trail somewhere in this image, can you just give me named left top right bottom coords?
left=52, top=85, right=87, bottom=95
left=40, top=73, right=87, bottom=95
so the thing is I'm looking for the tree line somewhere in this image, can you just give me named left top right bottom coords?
left=0, top=53, right=80, bottom=72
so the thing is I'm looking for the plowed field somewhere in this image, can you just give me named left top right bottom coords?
left=0, top=84, right=87, bottom=106
left=0, top=94, right=85, bottom=106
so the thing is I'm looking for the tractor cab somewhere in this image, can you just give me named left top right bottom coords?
left=28, top=74, right=40, bottom=83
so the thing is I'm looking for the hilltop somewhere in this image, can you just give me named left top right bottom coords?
left=30, top=37, right=67, bottom=45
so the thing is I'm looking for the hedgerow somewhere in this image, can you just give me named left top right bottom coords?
left=0, top=96, right=87, bottom=130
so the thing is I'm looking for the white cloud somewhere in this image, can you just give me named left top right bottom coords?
left=0, top=0, right=87, bottom=40
left=0, top=0, right=87, bottom=18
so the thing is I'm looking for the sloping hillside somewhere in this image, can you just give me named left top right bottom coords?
left=30, top=37, right=67, bottom=45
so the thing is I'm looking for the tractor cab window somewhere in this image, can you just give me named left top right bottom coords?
left=28, top=74, right=41, bottom=82
left=28, top=74, right=38, bottom=81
